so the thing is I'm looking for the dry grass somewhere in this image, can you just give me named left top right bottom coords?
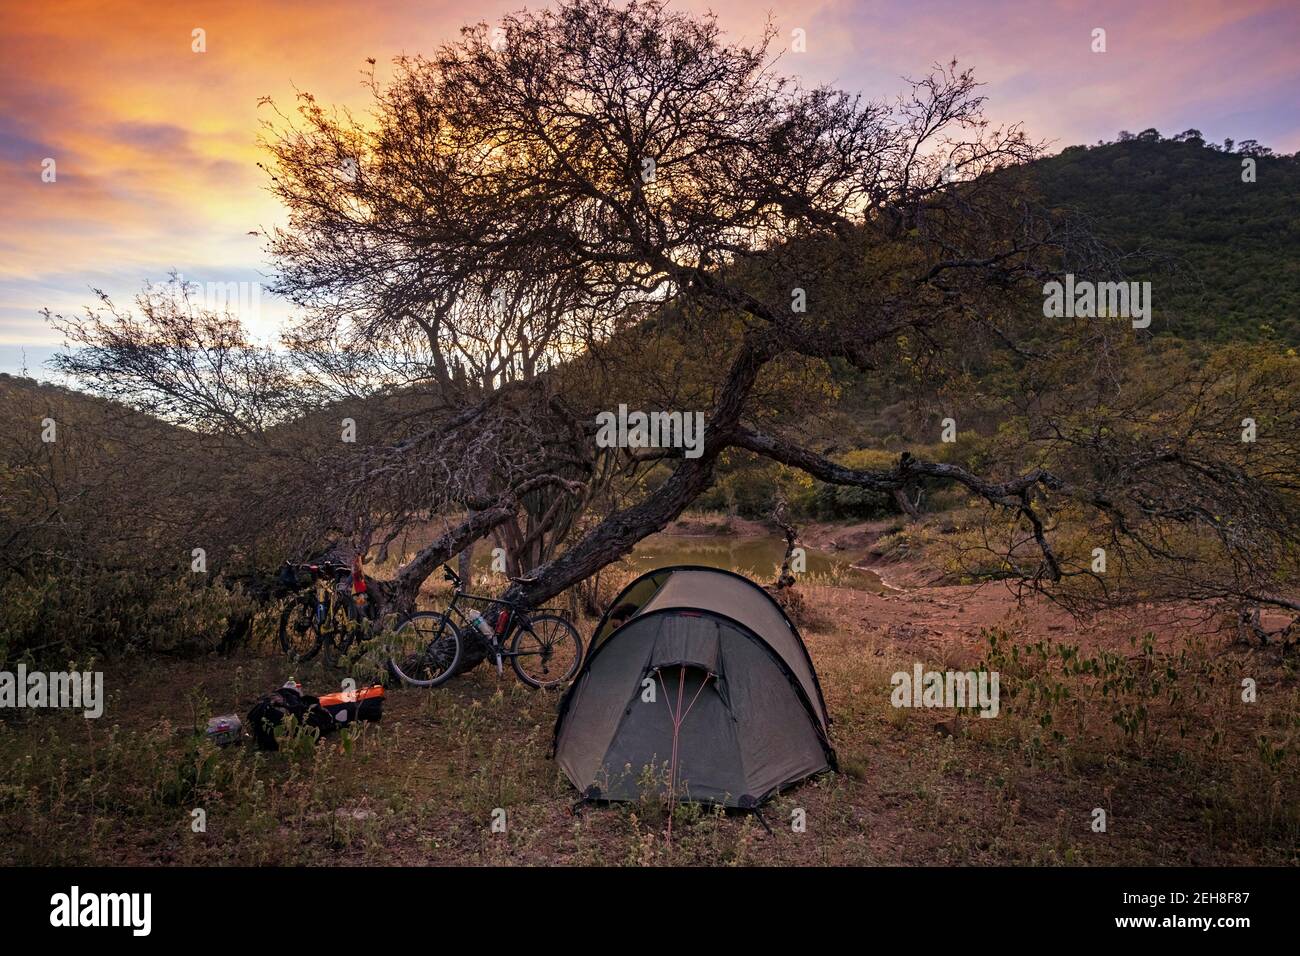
left=1, top=583, right=1296, bottom=866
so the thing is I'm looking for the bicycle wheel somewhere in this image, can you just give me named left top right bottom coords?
left=385, top=612, right=463, bottom=687
left=319, top=596, right=355, bottom=670
left=278, top=596, right=323, bottom=662
left=510, top=613, right=583, bottom=689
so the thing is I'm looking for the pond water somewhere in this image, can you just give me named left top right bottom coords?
left=624, top=533, right=885, bottom=592
left=466, top=531, right=885, bottom=592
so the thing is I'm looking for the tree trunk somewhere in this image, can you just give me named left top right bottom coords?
left=771, top=494, right=798, bottom=590
left=375, top=340, right=769, bottom=678
left=457, top=536, right=475, bottom=591
left=500, top=339, right=770, bottom=610
left=382, top=503, right=516, bottom=613
left=503, top=444, right=722, bottom=609
left=893, top=486, right=922, bottom=520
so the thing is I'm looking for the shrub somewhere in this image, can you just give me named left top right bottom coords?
left=0, top=568, right=252, bottom=666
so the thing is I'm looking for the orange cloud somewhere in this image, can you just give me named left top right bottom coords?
left=1, top=0, right=1295, bottom=361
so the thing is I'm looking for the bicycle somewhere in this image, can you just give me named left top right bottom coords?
left=385, top=564, right=584, bottom=689
left=277, top=559, right=388, bottom=669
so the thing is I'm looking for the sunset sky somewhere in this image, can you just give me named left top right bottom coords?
left=1, top=0, right=1297, bottom=376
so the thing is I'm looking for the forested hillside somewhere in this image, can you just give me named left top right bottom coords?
left=1020, top=131, right=1300, bottom=343
left=697, top=131, right=1300, bottom=518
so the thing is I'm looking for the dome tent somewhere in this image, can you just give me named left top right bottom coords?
left=554, top=566, right=836, bottom=808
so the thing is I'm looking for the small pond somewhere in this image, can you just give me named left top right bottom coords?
left=466, top=531, right=885, bottom=591
left=625, top=533, right=885, bottom=592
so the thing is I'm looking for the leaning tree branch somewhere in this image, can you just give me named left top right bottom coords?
left=729, top=424, right=1072, bottom=580
left=385, top=473, right=585, bottom=610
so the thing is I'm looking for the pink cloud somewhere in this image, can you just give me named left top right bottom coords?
left=1, top=0, right=1295, bottom=352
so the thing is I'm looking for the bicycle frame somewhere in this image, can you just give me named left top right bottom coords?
left=289, top=563, right=376, bottom=654
left=441, top=585, right=570, bottom=674
left=443, top=589, right=524, bottom=666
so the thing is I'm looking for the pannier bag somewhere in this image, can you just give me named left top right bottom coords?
left=317, top=685, right=385, bottom=725
left=247, top=685, right=336, bottom=750
left=247, top=683, right=385, bottom=750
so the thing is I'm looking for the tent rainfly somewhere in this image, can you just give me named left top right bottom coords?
left=553, top=565, right=837, bottom=809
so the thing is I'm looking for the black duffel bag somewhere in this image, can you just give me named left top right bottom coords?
left=247, top=685, right=336, bottom=750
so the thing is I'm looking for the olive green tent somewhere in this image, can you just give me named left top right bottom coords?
left=554, top=566, right=836, bottom=808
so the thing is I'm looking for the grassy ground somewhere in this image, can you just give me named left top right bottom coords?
left=1, top=579, right=1297, bottom=866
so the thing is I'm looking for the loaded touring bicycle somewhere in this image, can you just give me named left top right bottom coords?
left=386, top=564, right=584, bottom=689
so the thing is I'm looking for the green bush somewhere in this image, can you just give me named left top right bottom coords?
left=692, top=458, right=787, bottom=518
left=696, top=443, right=1005, bottom=521
left=0, top=568, right=252, bottom=666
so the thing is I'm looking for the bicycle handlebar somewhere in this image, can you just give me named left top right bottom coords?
left=435, top=564, right=565, bottom=620
left=284, top=560, right=350, bottom=579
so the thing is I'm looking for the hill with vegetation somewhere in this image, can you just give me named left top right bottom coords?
left=1019, top=129, right=1300, bottom=343
left=696, top=131, right=1300, bottom=519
